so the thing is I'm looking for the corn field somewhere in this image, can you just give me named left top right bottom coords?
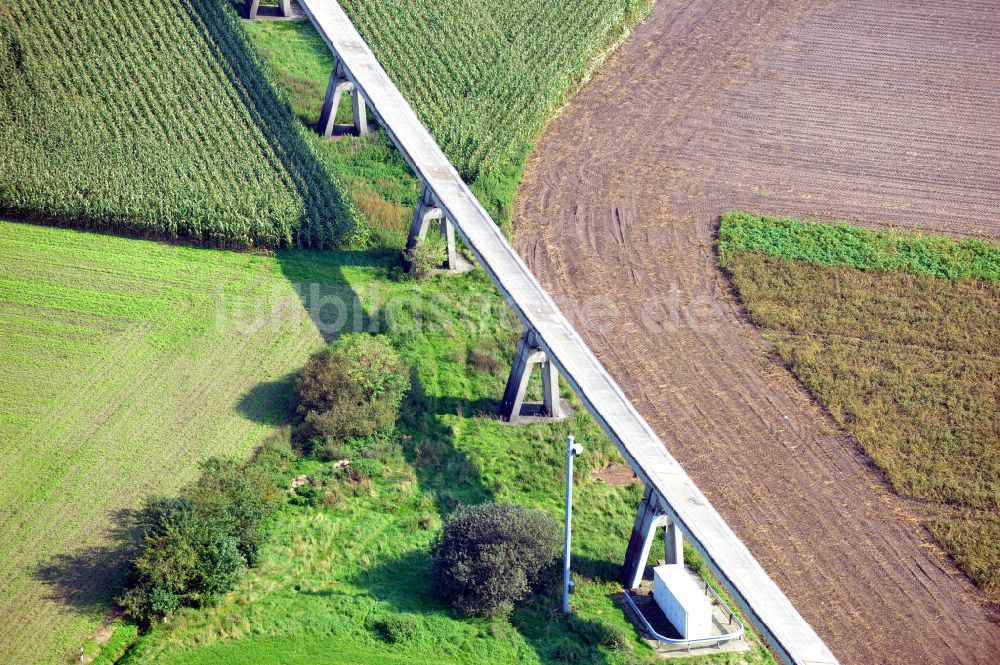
left=0, top=0, right=355, bottom=249
left=340, top=0, right=653, bottom=181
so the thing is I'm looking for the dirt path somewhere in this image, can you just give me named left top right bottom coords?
left=514, top=1, right=1000, bottom=662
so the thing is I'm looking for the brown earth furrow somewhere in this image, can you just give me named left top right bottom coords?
left=514, top=0, right=1000, bottom=662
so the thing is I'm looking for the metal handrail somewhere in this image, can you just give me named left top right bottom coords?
left=622, top=580, right=745, bottom=648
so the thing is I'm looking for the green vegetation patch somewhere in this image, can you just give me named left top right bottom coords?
left=0, top=0, right=356, bottom=248
left=91, top=624, right=140, bottom=665
left=719, top=211, right=1000, bottom=283
left=122, top=249, right=775, bottom=665
left=720, top=216, right=1000, bottom=604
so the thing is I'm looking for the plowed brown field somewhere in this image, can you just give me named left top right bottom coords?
left=514, top=1, right=1000, bottom=662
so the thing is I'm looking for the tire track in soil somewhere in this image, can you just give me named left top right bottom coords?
left=514, top=1, right=1000, bottom=662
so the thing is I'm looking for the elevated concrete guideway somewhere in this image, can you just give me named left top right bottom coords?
left=295, top=2, right=838, bottom=663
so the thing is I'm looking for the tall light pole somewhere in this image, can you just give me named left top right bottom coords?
left=563, top=434, right=583, bottom=613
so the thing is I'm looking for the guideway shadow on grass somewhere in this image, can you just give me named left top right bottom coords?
left=276, top=249, right=392, bottom=342
left=33, top=509, right=134, bottom=613
left=400, top=370, right=493, bottom=511
left=186, top=0, right=356, bottom=249
left=271, top=251, right=617, bottom=662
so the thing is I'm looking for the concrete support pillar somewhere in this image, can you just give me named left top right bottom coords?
left=318, top=62, right=370, bottom=137
left=440, top=216, right=458, bottom=271
left=404, top=184, right=459, bottom=272
left=499, top=329, right=562, bottom=423
left=622, top=486, right=671, bottom=589
left=245, top=0, right=292, bottom=19
left=351, top=89, right=370, bottom=135
left=665, top=516, right=683, bottom=566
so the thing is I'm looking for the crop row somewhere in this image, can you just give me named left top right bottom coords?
left=0, top=0, right=356, bottom=248
left=341, top=0, right=653, bottom=182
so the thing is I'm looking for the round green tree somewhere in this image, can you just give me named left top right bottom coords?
left=431, top=502, right=561, bottom=617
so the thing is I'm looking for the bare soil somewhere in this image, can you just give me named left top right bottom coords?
left=514, top=1, right=1000, bottom=662
left=592, top=462, right=639, bottom=487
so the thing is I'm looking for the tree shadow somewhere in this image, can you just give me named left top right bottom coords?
left=185, top=0, right=355, bottom=249
left=351, top=548, right=613, bottom=664
left=33, top=508, right=136, bottom=612
left=236, top=373, right=297, bottom=426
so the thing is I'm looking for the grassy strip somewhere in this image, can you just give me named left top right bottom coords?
left=721, top=242, right=1000, bottom=604
left=91, top=625, right=140, bottom=665
left=719, top=211, right=1000, bottom=283
left=166, top=637, right=461, bottom=665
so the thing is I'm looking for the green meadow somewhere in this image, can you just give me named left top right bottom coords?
left=0, top=221, right=323, bottom=662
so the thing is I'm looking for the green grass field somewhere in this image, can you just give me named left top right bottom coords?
left=0, top=226, right=775, bottom=664
left=117, top=248, right=775, bottom=665
left=720, top=213, right=1000, bottom=604
left=0, top=220, right=327, bottom=663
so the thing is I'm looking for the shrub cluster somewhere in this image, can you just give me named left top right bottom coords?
left=405, top=232, right=447, bottom=278
left=431, top=502, right=560, bottom=617
left=295, top=333, right=410, bottom=444
left=118, top=434, right=294, bottom=624
left=374, top=614, right=419, bottom=644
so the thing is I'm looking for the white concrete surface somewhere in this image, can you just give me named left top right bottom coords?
left=296, top=2, right=839, bottom=663
left=654, top=565, right=714, bottom=640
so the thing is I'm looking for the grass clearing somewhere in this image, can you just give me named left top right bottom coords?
left=720, top=213, right=1000, bottom=604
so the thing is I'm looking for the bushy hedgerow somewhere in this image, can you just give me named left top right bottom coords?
left=295, top=333, right=410, bottom=443
left=118, top=433, right=294, bottom=624
left=431, top=503, right=560, bottom=617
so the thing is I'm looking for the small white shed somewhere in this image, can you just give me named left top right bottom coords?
left=652, top=564, right=714, bottom=640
